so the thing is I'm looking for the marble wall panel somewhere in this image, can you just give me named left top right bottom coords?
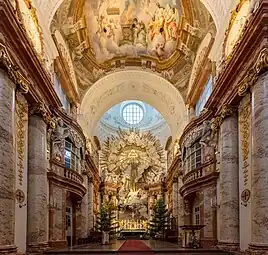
left=0, top=70, right=16, bottom=253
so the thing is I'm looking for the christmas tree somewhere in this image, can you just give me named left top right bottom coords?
left=148, top=198, right=170, bottom=240
left=95, top=202, right=118, bottom=243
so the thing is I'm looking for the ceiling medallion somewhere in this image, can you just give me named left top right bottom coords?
left=16, top=0, right=43, bottom=57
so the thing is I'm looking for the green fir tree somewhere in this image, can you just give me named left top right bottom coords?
left=95, top=203, right=118, bottom=237
left=148, top=198, right=170, bottom=240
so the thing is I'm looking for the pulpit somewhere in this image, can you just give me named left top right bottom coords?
left=179, top=225, right=205, bottom=248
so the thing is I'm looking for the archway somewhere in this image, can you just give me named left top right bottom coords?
left=79, top=70, right=188, bottom=140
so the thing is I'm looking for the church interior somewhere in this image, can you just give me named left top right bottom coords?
left=0, top=0, right=268, bottom=254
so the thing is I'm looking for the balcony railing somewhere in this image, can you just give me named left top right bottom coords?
left=183, top=167, right=203, bottom=184
left=64, top=168, right=84, bottom=184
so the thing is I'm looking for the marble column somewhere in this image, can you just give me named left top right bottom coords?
left=177, top=177, right=184, bottom=227
left=0, top=70, right=17, bottom=254
left=218, top=114, right=239, bottom=250
left=87, top=178, right=94, bottom=230
left=27, top=114, right=48, bottom=253
left=172, top=179, right=178, bottom=222
left=249, top=72, right=268, bottom=253
left=81, top=175, right=89, bottom=238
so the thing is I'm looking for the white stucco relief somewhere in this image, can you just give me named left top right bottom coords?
left=79, top=70, right=187, bottom=139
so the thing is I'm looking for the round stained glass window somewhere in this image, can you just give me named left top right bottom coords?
left=122, top=103, right=144, bottom=124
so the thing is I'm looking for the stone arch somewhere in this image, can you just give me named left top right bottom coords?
left=79, top=70, right=188, bottom=139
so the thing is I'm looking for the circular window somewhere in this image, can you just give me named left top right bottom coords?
left=122, top=103, right=144, bottom=124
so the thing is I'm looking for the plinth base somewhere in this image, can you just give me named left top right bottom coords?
left=217, top=241, right=239, bottom=251
left=247, top=243, right=268, bottom=254
left=0, top=245, right=17, bottom=255
left=27, top=242, right=48, bottom=255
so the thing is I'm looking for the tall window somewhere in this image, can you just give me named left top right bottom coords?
left=54, top=74, right=71, bottom=113
left=64, top=138, right=81, bottom=172
left=193, top=206, right=200, bottom=225
left=122, top=103, right=144, bottom=124
left=195, top=75, right=213, bottom=116
left=184, top=141, right=201, bottom=173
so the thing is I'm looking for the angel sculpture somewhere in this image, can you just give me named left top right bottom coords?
left=51, top=118, right=70, bottom=162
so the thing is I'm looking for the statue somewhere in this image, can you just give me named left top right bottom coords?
left=51, top=118, right=69, bottom=162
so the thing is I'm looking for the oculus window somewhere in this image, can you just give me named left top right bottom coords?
left=122, top=103, right=144, bottom=125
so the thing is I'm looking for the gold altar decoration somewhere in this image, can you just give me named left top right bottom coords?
left=119, top=219, right=149, bottom=230
left=100, top=128, right=166, bottom=187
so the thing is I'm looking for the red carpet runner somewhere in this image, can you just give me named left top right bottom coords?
left=118, top=240, right=155, bottom=254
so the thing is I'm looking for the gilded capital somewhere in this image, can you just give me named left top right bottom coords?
left=238, top=48, right=268, bottom=97
left=220, top=104, right=237, bottom=119
left=211, top=116, right=222, bottom=131
left=29, top=102, right=55, bottom=127
left=0, top=43, right=29, bottom=93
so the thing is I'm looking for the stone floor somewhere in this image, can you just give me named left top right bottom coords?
left=44, top=240, right=230, bottom=255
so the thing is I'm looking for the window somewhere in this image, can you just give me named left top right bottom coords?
left=122, top=103, right=144, bottom=124
left=195, top=75, right=213, bottom=116
left=193, top=206, right=200, bottom=225
left=184, top=142, right=201, bottom=173
left=64, top=139, right=81, bottom=172
left=54, top=74, right=71, bottom=113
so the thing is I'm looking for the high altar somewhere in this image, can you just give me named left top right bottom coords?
left=99, top=129, right=167, bottom=235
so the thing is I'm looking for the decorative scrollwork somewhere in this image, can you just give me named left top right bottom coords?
left=16, top=93, right=28, bottom=185
left=0, top=43, right=30, bottom=93
left=239, top=99, right=251, bottom=186
left=238, top=48, right=268, bottom=97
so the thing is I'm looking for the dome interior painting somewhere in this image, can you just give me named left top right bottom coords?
left=95, top=100, right=171, bottom=144
left=50, top=0, right=216, bottom=100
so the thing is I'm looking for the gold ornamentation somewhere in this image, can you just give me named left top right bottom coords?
left=16, top=93, right=28, bottom=185
left=0, top=43, right=30, bottom=93
left=211, top=116, right=222, bottom=131
left=16, top=0, right=43, bottom=57
left=29, top=102, right=55, bottom=127
left=15, top=189, right=25, bottom=203
left=239, top=100, right=251, bottom=186
left=220, top=104, right=236, bottom=119
left=223, top=0, right=250, bottom=59
left=238, top=48, right=268, bottom=96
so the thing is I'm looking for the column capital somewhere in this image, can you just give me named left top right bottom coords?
left=220, top=104, right=237, bottom=119
left=0, top=43, right=29, bottom=94
left=238, top=48, right=268, bottom=97
left=29, top=103, right=56, bottom=128
left=211, top=105, right=237, bottom=131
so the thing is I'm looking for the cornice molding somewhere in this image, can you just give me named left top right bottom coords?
left=0, top=0, right=62, bottom=107
left=0, top=43, right=29, bottom=94
left=205, top=0, right=268, bottom=114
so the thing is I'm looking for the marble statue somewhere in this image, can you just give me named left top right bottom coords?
left=51, top=118, right=70, bottom=162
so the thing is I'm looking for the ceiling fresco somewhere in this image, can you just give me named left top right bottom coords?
left=50, top=0, right=216, bottom=100
left=85, top=0, right=182, bottom=62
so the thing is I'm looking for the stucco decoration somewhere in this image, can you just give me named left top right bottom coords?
left=17, top=0, right=43, bottom=56
left=53, top=29, right=79, bottom=92
left=78, top=70, right=187, bottom=139
left=223, top=0, right=250, bottom=60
